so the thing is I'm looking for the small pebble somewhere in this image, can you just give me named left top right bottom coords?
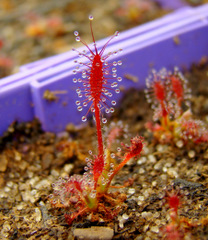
left=137, top=156, right=146, bottom=165
left=148, top=154, right=156, bottom=163
left=150, top=226, right=159, bottom=233
left=176, top=140, right=184, bottom=148
left=188, top=150, right=195, bottom=158
left=139, top=168, right=145, bottom=174
left=0, top=155, right=8, bottom=172
left=34, top=208, right=42, bottom=222
left=35, top=179, right=51, bottom=190
left=51, top=169, right=60, bottom=177
left=118, top=213, right=129, bottom=228
left=14, top=151, right=22, bottom=161
left=141, top=211, right=152, bottom=220
left=73, top=226, right=114, bottom=240
left=138, top=196, right=145, bottom=201
left=128, top=188, right=135, bottom=195
left=63, top=163, right=74, bottom=174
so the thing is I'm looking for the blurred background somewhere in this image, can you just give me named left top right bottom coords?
left=0, top=0, right=207, bottom=79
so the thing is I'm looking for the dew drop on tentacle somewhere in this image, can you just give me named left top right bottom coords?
left=82, top=116, right=87, bottom=122
left=87, top=162, right=92, bottom=168
left=90, top=192, right=96, bottom=199
left=82, top=72, right=87, bottom=78
left=73, top=78, right=77, bottom=83
left=108, top=172, right=114, bottom=177
left=110, top=163, right=114, bottom=168
left=83, top=102, right=88, bottom=107
left=74, top=31, right=79, bottom=36
left=111, top=82, right=118, bottom=88
left=117, top=147, right=121, bottom=152
left=112, top=73, right=117, bottom=78
left=110, top=153, right=115, bottom=158
left=117, top=77, right=122, bottom=82
left=102, top=118, right=107, bottom=124
left=110, top=107, right=114, bottom=113
left=76, top=36, right=81, bottom=42
left=111, top=100, right=116, bottom=106
left=48, top=194, right=53, bottom=199
left=76, top=89, right=81, bottom=94
left=89, top=15, right=94, bottom=21
left=114, top=31, right=119, bottom=37
left=77, top=106, right=83, bottom=111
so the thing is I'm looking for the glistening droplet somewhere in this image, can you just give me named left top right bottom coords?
left=102, top=118, right=107, bottom=124
left=89, top=15, right=94, bottom=20
left=82, top=116, right=87, bottom=122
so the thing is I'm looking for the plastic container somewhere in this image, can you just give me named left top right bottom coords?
left=154, top=0, right=188, bottom=9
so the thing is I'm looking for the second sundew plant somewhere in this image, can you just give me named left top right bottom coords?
left=49, top=16, right=144, bottom=225
left=145, top=68, right=208, bottom=144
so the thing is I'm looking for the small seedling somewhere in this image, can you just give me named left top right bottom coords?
left=145, top=68, right=208, bottom=144
left=49, top=16, right=144, bottom=225
left=162, top=188, right=195, bottom=240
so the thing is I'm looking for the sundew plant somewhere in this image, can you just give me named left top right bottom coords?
left=145, top=68, right=208, bottom=145
left=49, top=16, right=144, bottom=225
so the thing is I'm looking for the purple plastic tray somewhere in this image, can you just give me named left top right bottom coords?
left=154, top=0, right=188, bottom=9
left=0, top=5, right=208, bottom=135
left=0, top=59, right=77, bottom=136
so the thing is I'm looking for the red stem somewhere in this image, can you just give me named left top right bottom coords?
left=94, top=102, right=104, bottom=158
left=108, top=152, right=132, bottom=183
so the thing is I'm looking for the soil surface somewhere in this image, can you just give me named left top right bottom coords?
left=0, top=59, right=208, bottom=240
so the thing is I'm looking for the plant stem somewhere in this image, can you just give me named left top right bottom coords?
left=94, top=103, right=104, bottom=158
